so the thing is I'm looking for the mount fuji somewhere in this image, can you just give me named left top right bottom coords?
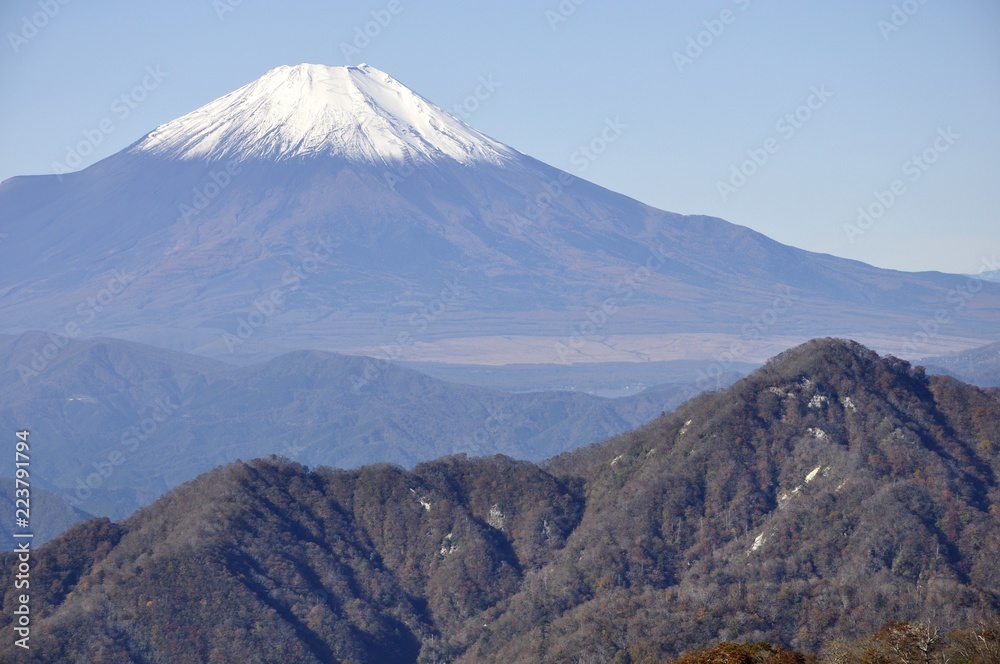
left=1, top=63, right=997, bottom=365
left=137, top=64, right=517, bottom=166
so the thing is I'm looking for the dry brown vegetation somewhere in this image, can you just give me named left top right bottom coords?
left=2, top=338, right=998, bottom=662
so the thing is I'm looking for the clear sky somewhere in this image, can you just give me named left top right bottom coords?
left=1, top=0, right=998, bottom=274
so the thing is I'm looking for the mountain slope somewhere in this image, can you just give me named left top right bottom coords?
left=3, top=339, right=998, bottom=661
left=1, top=64, right=996, bottom=362
left=504, top=338, right=1000, bottom=659
left=0, top=331, right=687, bottom=520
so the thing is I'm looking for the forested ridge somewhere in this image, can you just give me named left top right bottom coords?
left=2, top=338, right=999, bottom=662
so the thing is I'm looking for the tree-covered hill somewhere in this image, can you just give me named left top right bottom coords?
left=2, top=338, right=998, bottom=662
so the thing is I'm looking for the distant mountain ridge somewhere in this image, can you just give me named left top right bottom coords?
left=3, top=338, right=998, bottom=661
left=922, top=339, right=1000, bottom=387
left=0, top=331, right=700, bottom=520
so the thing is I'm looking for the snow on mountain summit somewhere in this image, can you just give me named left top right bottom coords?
left=131, top=63, right=517, bottom=166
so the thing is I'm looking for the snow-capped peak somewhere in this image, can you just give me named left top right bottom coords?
left=131, top=63, right=516, bottom=166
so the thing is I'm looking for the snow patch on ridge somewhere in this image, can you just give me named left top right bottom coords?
left=440, top=532, right=457, bottom=556
left=808, top=394, right=828, bottom=409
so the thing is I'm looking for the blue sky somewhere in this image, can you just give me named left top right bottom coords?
left=1, top=0, right=997, bottom=273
